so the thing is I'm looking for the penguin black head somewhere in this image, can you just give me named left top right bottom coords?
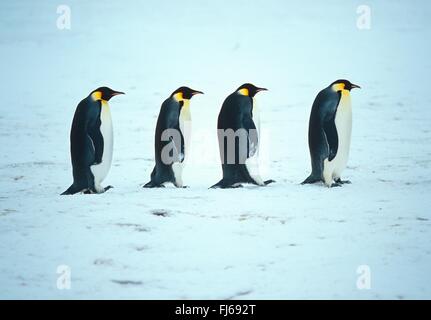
left=236, top=83, right=268, bottom=97
left=330, top=80, right=361, bottom=92
left=91, top=87, right=125, bottom=101
left=171, top=87, right=204, bottom=101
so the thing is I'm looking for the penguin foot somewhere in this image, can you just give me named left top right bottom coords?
left=173, top=182, right=188, bottom=188
left=301, top=175, right=321, bottom=185
left=143, top=182, right=165, bottom=188
left=61, top=184, right=84, bottom=195
left=334, top=178, right=351, bottom=185
left=210, top=180, right=224, bottom=189
left=210, top=181, right=243, bottom=189
left=82, top=186, right=113, bottom=194
left=225, top=183, right=244, bottom=189
left=330, top=182, right=343, bottom=188
left=264, top=179, right=276, bottom=185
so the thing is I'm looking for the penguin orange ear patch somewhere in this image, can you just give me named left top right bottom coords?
left=173, top=92, right=184, bottom=101
left=332, top=83, right=345, bottom=92
left=238, top=88, right=249, bottom=96
left=91, top=91, right=102, bottom=101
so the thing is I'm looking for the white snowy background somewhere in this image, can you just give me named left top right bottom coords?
left=1, top=0, right=430, bottom=299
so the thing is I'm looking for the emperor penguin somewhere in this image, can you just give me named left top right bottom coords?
left=61, top=87, right=124, bottom=195
left=302, top=79, right=360, bottom=187
left=144, top=86, right=203, bottom=188
left=211, top=83, right=275, bottom=189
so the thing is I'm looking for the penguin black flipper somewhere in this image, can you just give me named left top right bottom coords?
left=88, top=117, right=104, bottom=165
left=158, top=99, right=185, bottom=173
left=169, top=128, right=185, bottom=163
left=319, top=91, right=341, bottom=165
left=237, top=97, right=267, bottom=186
left=323, top=115, right=338, bottom=162
left=239, top=113, right=264, bottom=186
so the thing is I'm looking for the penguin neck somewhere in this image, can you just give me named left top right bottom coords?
left=179, top=99, right=191, bottom=122
left=340, top=90, right=351, bottom=104
left=331, top=87, right=351, bottom=108
left=252, top=97, right=260, bottom=131
left=173, top=93, right=191, bottom=121
left=100, top=100, right=112, bottom=124
left=337, top=90, right=352, bottom=115
left=101, top=100, right=110, bottom=108
left=178, top=98, right=192, bottom=153
left=331, top=85, right=351, bottom=99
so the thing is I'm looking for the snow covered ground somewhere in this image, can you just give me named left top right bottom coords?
left=1, top=0, right=431, bottom=299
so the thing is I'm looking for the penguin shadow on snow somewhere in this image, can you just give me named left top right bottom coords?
left=151, top=209, right=171, bottom=217
left=114, top=222, right=150, bottom=232
left=111, top=280, right=143, bottom=287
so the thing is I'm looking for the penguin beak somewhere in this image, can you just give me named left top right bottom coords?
left=256, top=87, right=268, bottom=93
left=191, top=90, right=204, bottom=96
left=111, top=91, right=125, bottom=97
left=351, top=84, right=361, bottom=89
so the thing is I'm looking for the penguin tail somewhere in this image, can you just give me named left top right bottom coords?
left=301, top=175, right=321, bottom=185
left=210, top=179, right=244, bottom=189
left=143, top=181, right=156, bottom=188
left=143, top=180, right=165, bottom=188
left=210, top=179, right=237, bottom=189
left=61, top=184, right=80, bottom=195
left=210, top=179, right=225, bottom=189
left=264, top=179, right=276, bottom=185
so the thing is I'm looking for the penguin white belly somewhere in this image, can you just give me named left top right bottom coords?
left=245, top=98, right=264, bottom=185
left=172, top=100, right=191, bottom=187
left=91, top=102, right=113, bottom=190
left=323, top=92, right=352, bottom=185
